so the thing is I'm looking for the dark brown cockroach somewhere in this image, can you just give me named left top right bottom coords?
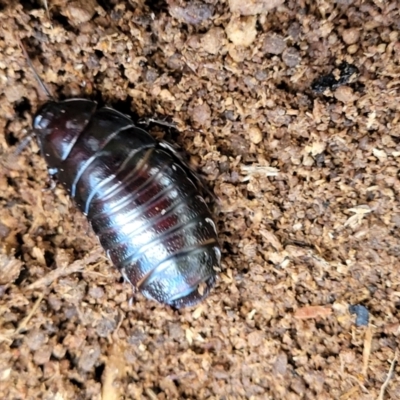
left=22, top=44, right=221, bottom=309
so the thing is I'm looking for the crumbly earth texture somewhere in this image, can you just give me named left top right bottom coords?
left=1, top=1, right=400, bottom=399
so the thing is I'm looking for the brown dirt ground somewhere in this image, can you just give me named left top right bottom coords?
left=1, top=0, right=400, bottom=399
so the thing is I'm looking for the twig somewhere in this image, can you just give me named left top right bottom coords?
left=27, top=248, right=103, bottom=290
left=101, top=343, right=126, bottom=400
left=377, top=348, right=399, bottom=400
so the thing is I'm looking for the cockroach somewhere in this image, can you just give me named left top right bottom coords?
left=20, top=41, right=221, bottom=309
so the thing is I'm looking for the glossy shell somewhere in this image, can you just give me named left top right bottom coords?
left=33, top=98, right=221, bottom=308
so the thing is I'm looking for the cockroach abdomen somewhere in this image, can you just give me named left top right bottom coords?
left=33, top=99, right=220, bottom=308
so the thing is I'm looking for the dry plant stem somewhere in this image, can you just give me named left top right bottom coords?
left=348, top=375, right=370, bottom=394
left=362, top=324, right=374, bottom=376
left=111, top=310, right=124, bottom=342
left=377, top=348, right=399, bottom=400
left=27, top=248, right=103, bottom=290
left=15, top=292, right=45, bottom=334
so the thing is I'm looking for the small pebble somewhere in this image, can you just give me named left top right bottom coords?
left=224, top=110, right=236, bottom=121
left=42, top=361, right=58, bottom=380
left=229, top=0, right=284, bottom=15
left=263, top=33, right=286, bottom=55
left=248, top=126, right=263, bottom=144
left=168, top=322, right=183, bottom=340
left=282, top=47, right=301, bottom=67
left=25, top=329, right=47, bottom=351
left=95, top=317, right=117, bottom=337
left=347, top=44, right=358, bottom=54
left=342, top=28, right=360, bottom=45
left=334, top=86, right=356, bottom=103
left=349, top=304, right=369, bottom=326
left=225, top=16, right=257, bottom=47
left=52, top=343, right=67, bottom=359
left=201, top=28, right=225, bottom=55
left=4, top=85, right=26, bottom=103
left=78, top=344, right=101, bottom=371
left=48, top=293, right=62, bottom=311
left=191, top=103, right=211, bottom=127
left=0, top=255, right=22, bottom=285
left=166, top=53, right=185, bottom=70
left=288, top=22, right=301, bottom=41
left=88, top=286, right=105, bottom=299
left=0, top=222, right=10, bottom=238
left=65, top=0, right=98, bottom=25
left=273, top=352, right=288, bottom=375
left=168, top=1, right=214, bottom=24
left=247, top=330, right=264, bottom=347
left=33, top=345, right=52, bottom=365
left=255, top=70, right=268, bottom=81
left=143, top=68, right=158, bottom=83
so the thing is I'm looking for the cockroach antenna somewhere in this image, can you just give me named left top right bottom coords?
left=42, top=0, right=51, bottom=20
left=18, top=38, right=54, bottom=101
left=12, top=133, right=35, bottom=157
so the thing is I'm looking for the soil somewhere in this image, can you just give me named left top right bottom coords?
left=1, top=0, right=400, bottom=399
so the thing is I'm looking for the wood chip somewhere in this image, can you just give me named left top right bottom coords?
left=294, top=305, right=332, bottom=319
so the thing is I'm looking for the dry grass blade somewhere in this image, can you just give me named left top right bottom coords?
left=0, top=293, right=44, bottom=344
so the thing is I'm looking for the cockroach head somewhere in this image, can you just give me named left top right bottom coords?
left=32, top=101, right=59, bottom=137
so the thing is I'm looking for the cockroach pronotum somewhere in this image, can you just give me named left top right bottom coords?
left=20, top=41, right=221, bottom=309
